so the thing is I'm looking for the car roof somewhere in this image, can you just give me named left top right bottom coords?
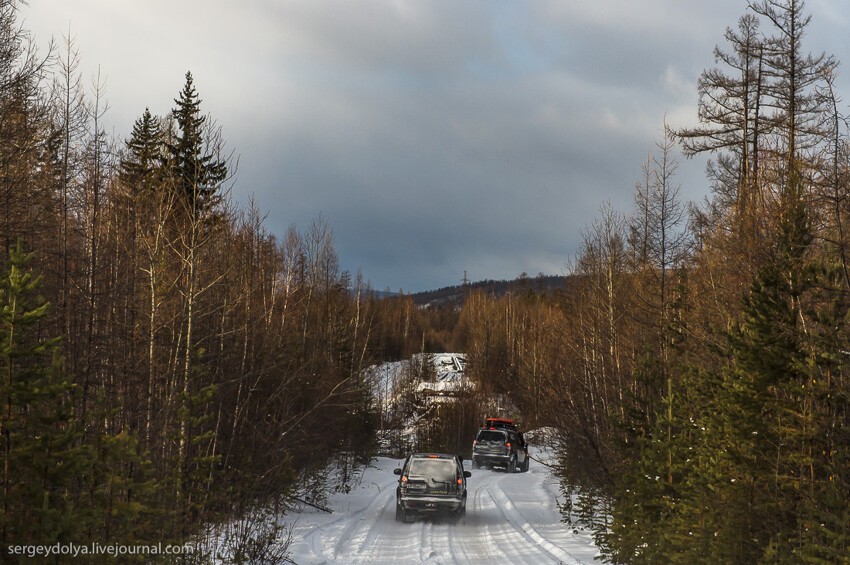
left=409, top=453, right=459, bottom=460
left=476, top=428, right=509, bottom=435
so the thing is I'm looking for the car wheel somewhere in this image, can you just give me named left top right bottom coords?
left=395, top=501, right=406, bottom=523
left=521, top=455, right=530, bottom=472
left=508, top=457, right=516, bottom=473
left=472, top=458, right=480, bottom=470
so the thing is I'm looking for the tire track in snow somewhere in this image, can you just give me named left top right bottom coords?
left=445, top=521, right=470, bottom=564
left=286, top=453, right=597, bottom=563
left=330, top=482, right=396, bottom=561
left=346, top=489, right=399, bottom=560
left=461, top=468, right=514, bottom=564
left=484, top=480, right=582, bottom=565
left=300, top=499, right=373, bottom=561
left=418, top=520, right=436, bottom=561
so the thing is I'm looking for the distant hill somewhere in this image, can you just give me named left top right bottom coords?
left=363, top=288, right=401, bottom=299
left=409, top=274, right=572, bottom=307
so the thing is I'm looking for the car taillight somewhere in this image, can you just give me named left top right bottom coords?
left=457, top=478, right=463, bottom=485
left=472, top=440, right=477, bottom=447
left=401, top=476, right=408, bottom=484
left=506, top=442, right=511, bottom=449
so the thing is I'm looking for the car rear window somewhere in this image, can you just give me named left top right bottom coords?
left=476, top=430, right=506, bottom=443
left=407, top=459, right=457, bottom=482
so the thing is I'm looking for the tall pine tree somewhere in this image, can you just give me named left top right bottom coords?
left=165, top=72, right=227, bottom=213
left=120, top=108, right=163, bottom=193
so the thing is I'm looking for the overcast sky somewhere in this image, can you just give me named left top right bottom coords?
left=21, top=1, right=850, bottom=292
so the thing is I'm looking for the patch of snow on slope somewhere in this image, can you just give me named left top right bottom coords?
left=364, top=353, right=470, bottom=409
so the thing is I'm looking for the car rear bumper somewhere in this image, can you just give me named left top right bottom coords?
left=399, top=495, right=463, bottom=514
left=473, top=453, right=512, bottom=466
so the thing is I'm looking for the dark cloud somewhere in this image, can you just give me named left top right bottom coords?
left=23, top=0, right=850, bottom=291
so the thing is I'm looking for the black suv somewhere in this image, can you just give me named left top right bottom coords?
left=472, top=428, right=529, bottom=472
left=394, top=453, right=470, bottom=523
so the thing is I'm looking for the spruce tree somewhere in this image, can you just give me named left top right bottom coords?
left=690, top=171, right=813, bottom=562
left=165, top=72, right=227, bottom=213
left=120, top=108, right=163, bottom=193
left=0, top=241, right=88, bottom=549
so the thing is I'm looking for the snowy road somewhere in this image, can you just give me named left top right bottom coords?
left=285, top=451, right=599, bottom=564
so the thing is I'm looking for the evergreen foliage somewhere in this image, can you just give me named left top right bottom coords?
left=449, top=3, right=850, bottom=563
left=0, top=2, right=392, bottom=552
left=166, top=71, right=227, bottom=212
left=120, top=108, right=163, bottom=193
left=0, top=241, right=85, bottom=549
left=5, top=0, right=850, bottom=561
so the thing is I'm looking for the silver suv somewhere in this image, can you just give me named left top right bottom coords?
left=472, top=428, right=529, bottom=472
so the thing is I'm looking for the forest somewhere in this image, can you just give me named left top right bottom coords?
left=459, top=1, right=850, bottom=563
left=2, top=0, right=850, bottom=563
left=0, top=0, right=458, bottom=560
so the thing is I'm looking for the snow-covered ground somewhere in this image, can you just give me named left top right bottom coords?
left=276, top=356, right=600, bottom=563
left=283, top=445, right=599, bottom=564
left=364, top=353, right=470, bottom=404
left=415, top=353, right=468, bottom=396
